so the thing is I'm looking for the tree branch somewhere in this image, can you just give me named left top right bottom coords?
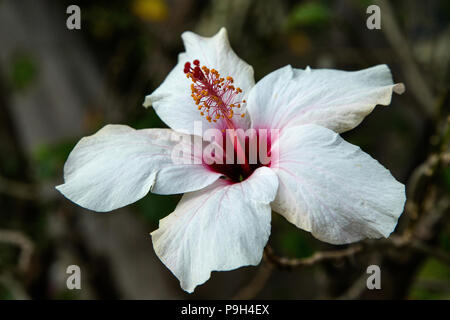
left=0, top=229, right=34, bottom=273
left=232, top=261, right=273, bottom=300
left=0, top=175, right=37, bottom=200
left=263, top=244, right=364, bottom=271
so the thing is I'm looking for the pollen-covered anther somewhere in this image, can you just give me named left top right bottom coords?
left=183, top=59, right=246, bottom=124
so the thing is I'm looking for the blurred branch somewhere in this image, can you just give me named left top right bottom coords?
left=0, top=229, right=34, bottom=273
left=405, top=153, right=441, bottom=220
left=262, top=225, right=450, bottom=273
left=375, top=0, right=436, bottom=118
left=0, top=175, right=37, bottom=200
left=408, top=238, right=450, bottom=266
left=0, top=273, right=30, bottom=300
left=336, top=273, right=369, bottom=300
left=263, top=244, right=364, bottom=270
left=232, top=261, right=273, bottom=300
left=196, top=0, right=253, bottom=40
left=373, top=232, right=450, bottom=266
left=232, top=244, right=363, bottom=299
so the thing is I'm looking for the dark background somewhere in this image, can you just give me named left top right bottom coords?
left=0, top=0, right=449, bottom=299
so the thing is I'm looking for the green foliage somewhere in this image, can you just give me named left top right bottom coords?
left=288, top=2, right=331, bottom=29
left=357, top=0, right=374, bottom=7
left=84, top=5, right=134, bottom=38
left=55, top=289, right=81, bottom=300
left=0, top=283, right=13, bottom=300
left=440, top=233, right=450, bottom=253
left=31, top=140, right=77, bottom=181
left=0, top=244, right=18, bottom=271
left=9, top=54, right=38, bottom=91
left=135, top=193, right=181, bottom=224
left=277, top=227, right=314, bottom=258
left=130, top=106, right=166, bottom=130
left=409, top=258, right=450, bottom=299
left=410, top=287, right=449, bottom=300
left=418, top=258, right=450, bottom=280
left=442, top=166, right=450, bottom=192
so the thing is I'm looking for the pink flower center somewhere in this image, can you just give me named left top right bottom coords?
left=206, top=131, right=272, bottom=183
left=184, top=60, right=270, bottom=183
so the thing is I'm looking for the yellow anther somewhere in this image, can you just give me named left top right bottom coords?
left=186, top=61, right=246, bottom=123
left=241, top=113, right=245, bottom=118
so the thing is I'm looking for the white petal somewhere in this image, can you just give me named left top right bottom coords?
left=151, top=166, right=278, bottom=292
left=56, top=125, right=221, bottom=212
left=270, top=124, right=406, bottom=244
left=247, top=65, right=404, bottom=133
left=144, top=28, right=254, bottom=134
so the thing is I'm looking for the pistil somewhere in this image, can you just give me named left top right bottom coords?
left=184, top=60, right=246, bottom=128
left=184, top=60, right=251, bottom=177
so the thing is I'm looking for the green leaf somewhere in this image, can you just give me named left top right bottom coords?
left=9, top=54, right=38, bottom=91
left=288, top=2, right=331, bottom=29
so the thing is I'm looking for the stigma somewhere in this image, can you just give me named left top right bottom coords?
left=184, top=59, right=246, bottom=124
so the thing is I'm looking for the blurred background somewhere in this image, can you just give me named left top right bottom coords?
left=0, top=0, right=449, bottom=299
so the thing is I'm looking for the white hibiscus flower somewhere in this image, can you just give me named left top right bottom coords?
left=56, top=28, right=406, bottom=293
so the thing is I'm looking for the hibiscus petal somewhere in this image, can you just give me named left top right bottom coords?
left=151, top=166, right=278, bottom=293
left=56, top=125, right=221, bottom=212
left=144, top=28, right=254, bottom=134
left=270, top=124, right=406, bottom=245
left=247, top=64, right=404, bottom=133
